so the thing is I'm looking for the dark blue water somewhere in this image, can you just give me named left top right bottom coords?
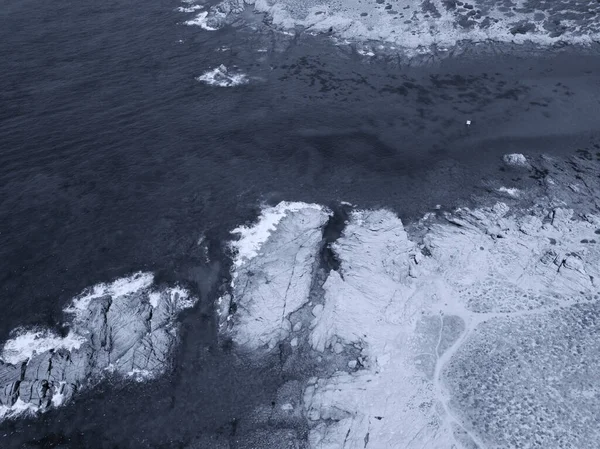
left=2, top=0, right=600, bottom=446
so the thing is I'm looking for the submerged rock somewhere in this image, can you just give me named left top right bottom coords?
left=0, top=272, right=195, bottom=420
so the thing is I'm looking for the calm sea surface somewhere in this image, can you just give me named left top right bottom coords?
left=2, top=0, right=600, bottom=446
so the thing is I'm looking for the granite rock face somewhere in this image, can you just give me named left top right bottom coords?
left=305, top=201, right=600, bottom=448
left=503, top=152, right=530, bottom=168
left=224, top=153, right=600, bottom=448
left=222, top=202, right=331, bottom=351
left=0, top=272, right=195, bottom=420
left=184, top=0, right=600, bottom=54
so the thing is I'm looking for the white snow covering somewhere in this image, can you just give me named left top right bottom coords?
left=196, top=65, right=249, bottom=87
left=0, top=330, right=85, bottom=365
left=230, top=201, right=324, bottom=267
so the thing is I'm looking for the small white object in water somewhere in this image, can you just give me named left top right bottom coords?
left=466, top=120, right=471, bottom=126
left=127, top=369, right=154, bottom=382
left=185, top=11, right=218, bottom=30
left=196, top=65, right=249, bottom=87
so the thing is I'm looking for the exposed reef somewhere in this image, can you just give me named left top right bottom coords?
left=183, top=0, right=600, bottom=57
left=0, top=273, right=195, bottom=420
left=4, top=150, right=600, bottom=448
left=222, top=151, right=600, bottom=448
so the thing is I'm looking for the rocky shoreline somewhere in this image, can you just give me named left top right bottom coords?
left=3, top=150, right=600, bottom=448
left=217, top=150, right=600, bottom=448
left=0, top=273, right=195, bottom=420
left=183, top=0, right=600, bottom=61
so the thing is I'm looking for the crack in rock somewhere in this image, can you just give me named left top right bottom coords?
left=224, top=153, right=600, bottom=448
left=0, top=273, right=196, bottom=420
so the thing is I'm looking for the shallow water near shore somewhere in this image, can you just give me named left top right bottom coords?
left=2, top=0, right=600, bottom=446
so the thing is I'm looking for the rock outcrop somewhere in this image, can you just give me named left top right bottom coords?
left=224, top=152, right=600, bottom=448
left=223, top=201, right=331, bottom=351
left=0, top=272, right=195, bottom=420
left=305, top=200, right=600, bottom=448
left=503, top=153, right=530, bottom=168
left=183, top=0, right=600, bottom=55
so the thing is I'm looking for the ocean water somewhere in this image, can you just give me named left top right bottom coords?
left=2, top=0, right=600, bottom=446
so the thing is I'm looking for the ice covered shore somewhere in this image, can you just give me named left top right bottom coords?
left=0, top=273, right=195, bottom=420
left=224, top=152, right=600, bottom=448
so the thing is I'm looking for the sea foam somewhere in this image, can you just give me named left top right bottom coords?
left=196, top=65, right=249, bottom=87
left=230, top=201, right=324, bottom=267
